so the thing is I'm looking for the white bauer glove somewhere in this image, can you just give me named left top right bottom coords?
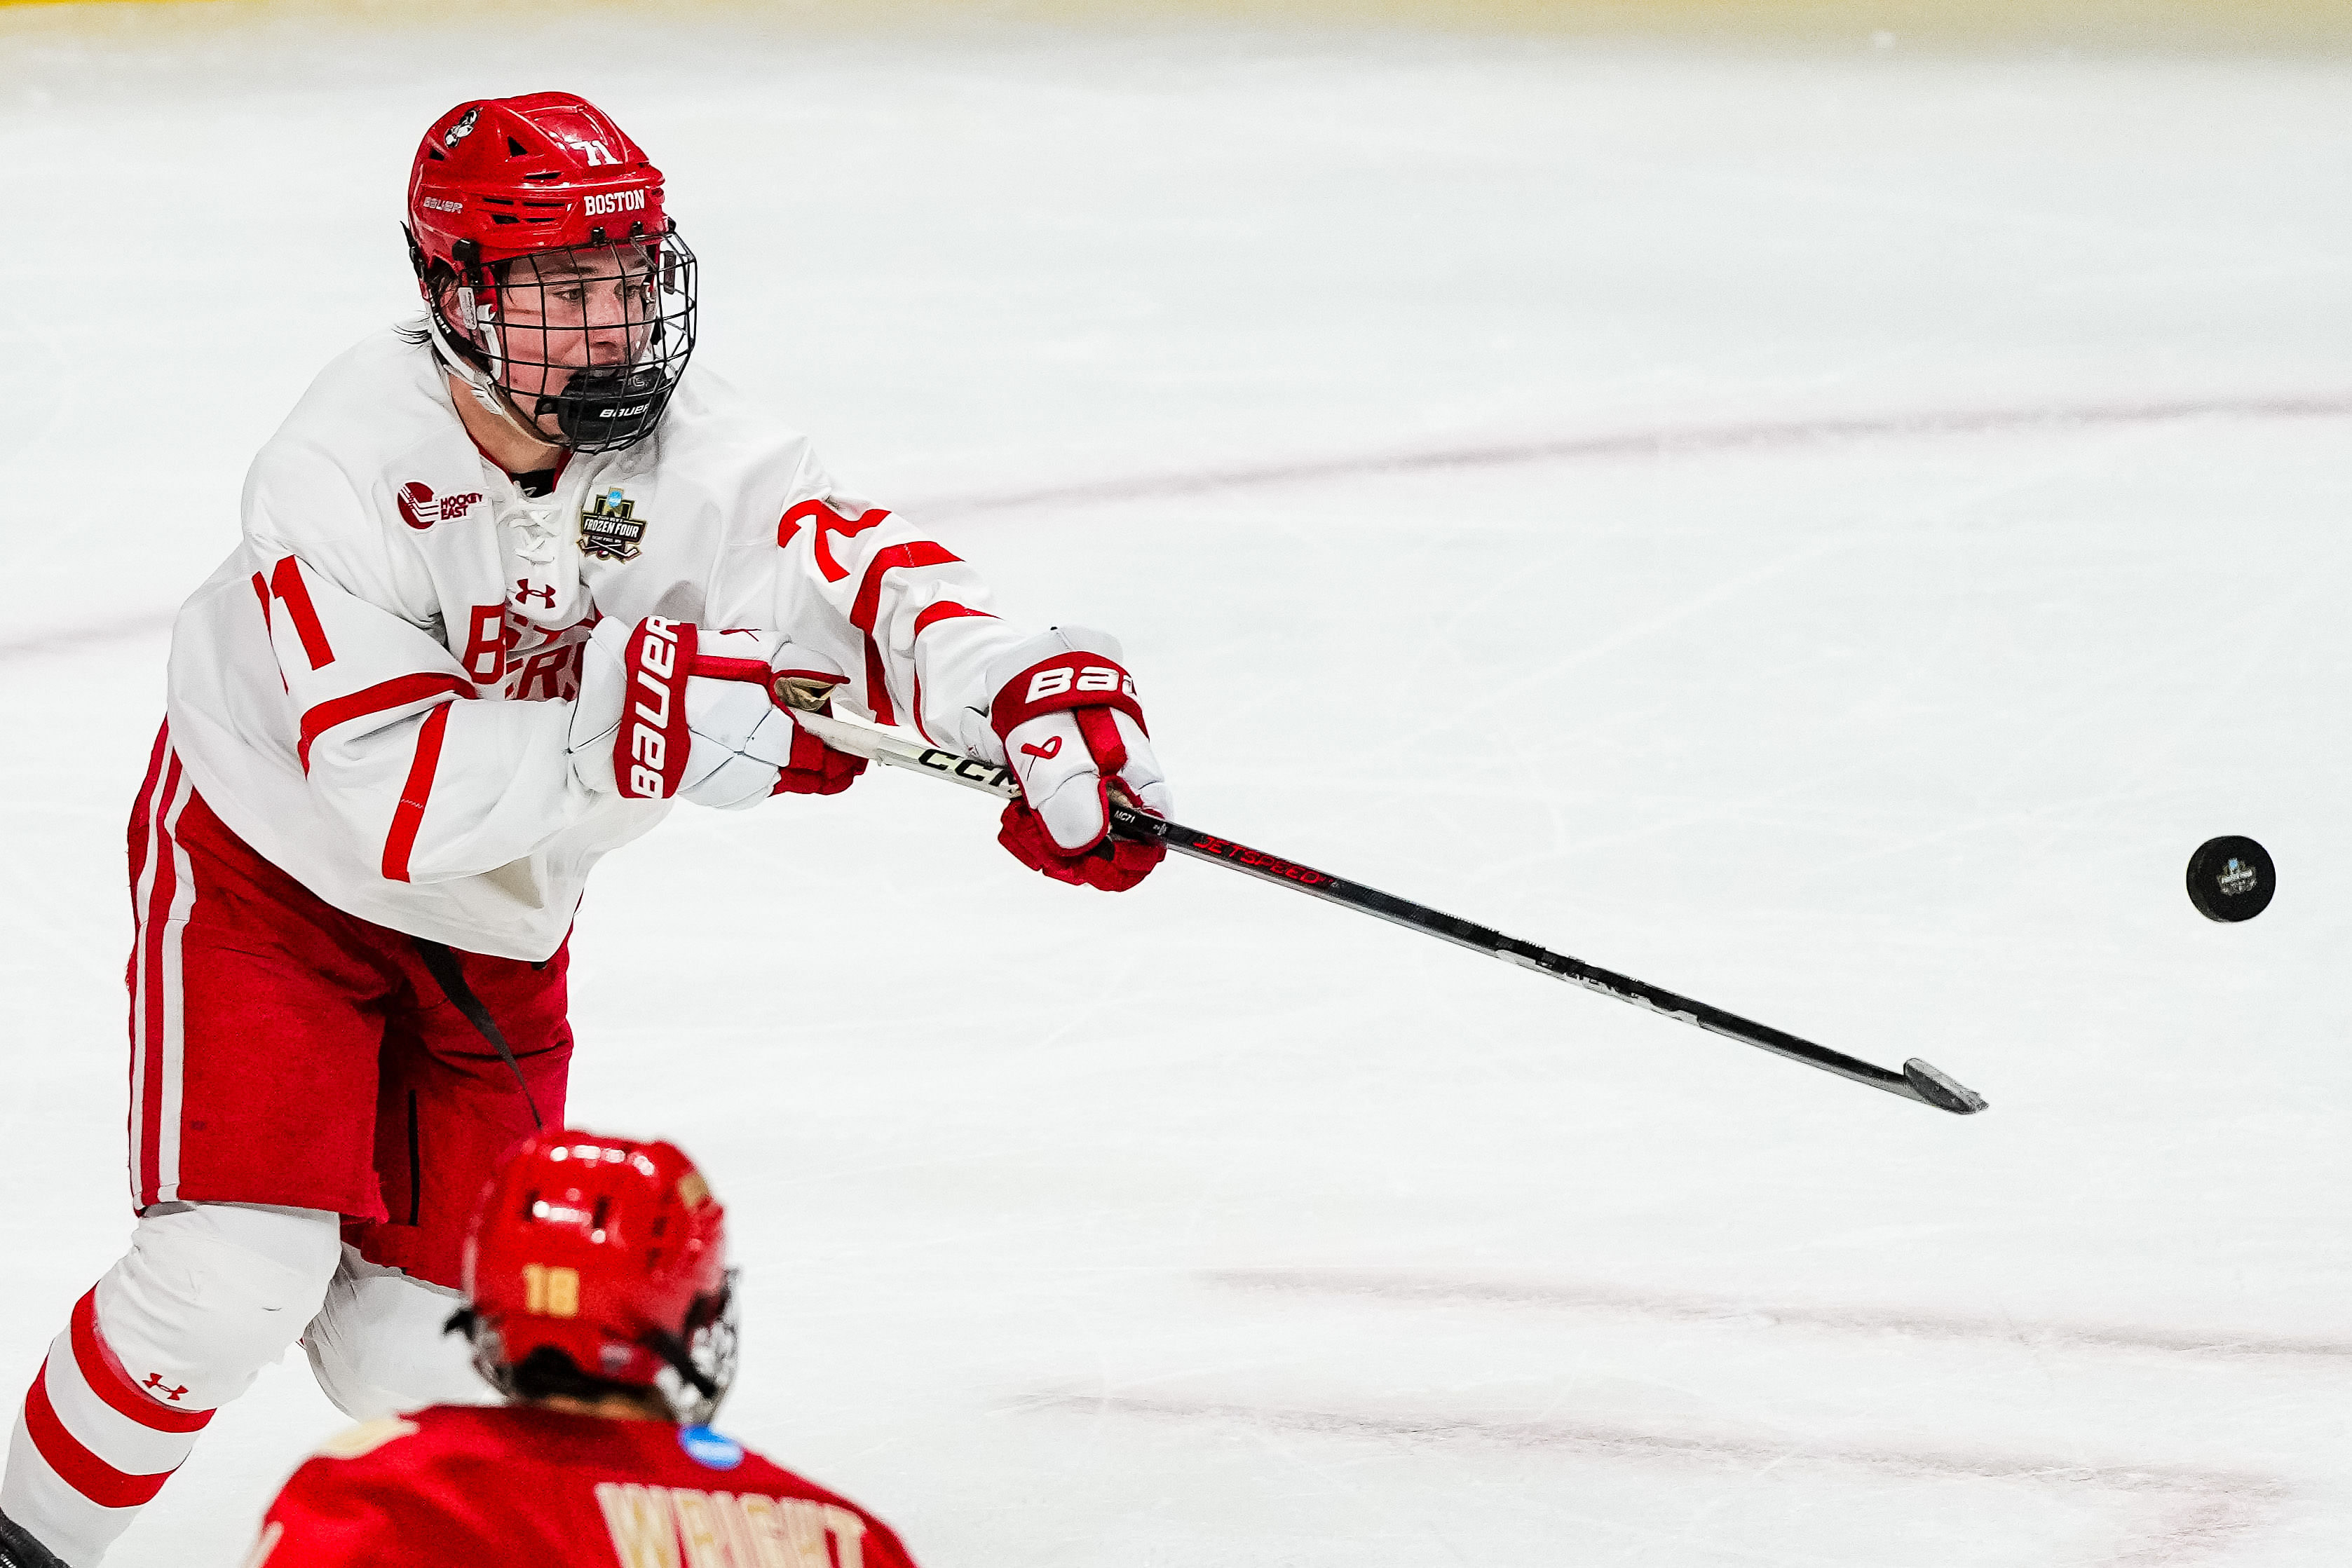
left=986, top=626, right=1171, bottom=891
left=568, top=618, right=866, bottom=807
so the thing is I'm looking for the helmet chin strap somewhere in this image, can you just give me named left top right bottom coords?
left=424, top=308, right=569, bottom=456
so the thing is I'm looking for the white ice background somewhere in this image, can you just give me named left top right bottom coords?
left=1, top=7, right=2349, bottom=1565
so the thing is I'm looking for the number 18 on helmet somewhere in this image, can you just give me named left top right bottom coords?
left=459, top=1129, right=737, bottom=1426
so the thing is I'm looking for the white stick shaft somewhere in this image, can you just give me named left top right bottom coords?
left=791, top=708, right=1022, bottom=800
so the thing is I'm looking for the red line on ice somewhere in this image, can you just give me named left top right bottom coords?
left=8, top=390, right=2347, bottom=663
left=922, top=390, right=2352, bottom=518
left=1206, top=1267, right=2352, bottom=1363
left=1022, top=1391, right=2289, bottom=1567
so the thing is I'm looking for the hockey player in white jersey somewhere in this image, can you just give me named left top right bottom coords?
left=0, top=93, right=1171, bottom=1568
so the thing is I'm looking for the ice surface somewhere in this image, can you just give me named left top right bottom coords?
left=1, top=8, right=2348, bottom=1565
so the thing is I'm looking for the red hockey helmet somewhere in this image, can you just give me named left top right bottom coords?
left=461, top=1129, right=736, bottom=1423
left=405, top=94, right=696, bottom=454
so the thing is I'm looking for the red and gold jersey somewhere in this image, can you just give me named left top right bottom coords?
left=249, top=1404, right=920, bottom=1568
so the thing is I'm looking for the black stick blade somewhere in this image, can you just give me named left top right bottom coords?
left=1903, top=1058, right=1988, bottom=1115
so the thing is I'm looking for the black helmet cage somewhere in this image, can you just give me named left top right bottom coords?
left=410, top=220, right=698, bottom=455
left=648, top=1274, right=741, bottom=1427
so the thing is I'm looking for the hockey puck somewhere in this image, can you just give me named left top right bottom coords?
left=2186, top=836, right=2274, bottom=922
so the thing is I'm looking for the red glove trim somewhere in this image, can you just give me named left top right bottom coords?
left=770, top=721, right=867, bottom=796
left=1073, top=707, right=1129, bottom=777
left=686, top=653, right=773, bottom=685
left=996, top=800, right=1164, bottom=890
left=615, top=617, right=698, bottom=799
left=990, top=652, right=1147, bottom=743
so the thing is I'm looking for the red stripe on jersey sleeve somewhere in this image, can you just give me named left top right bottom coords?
left=381, top=702, right=455, bottom=885
left=299, top=674, right=477, bottom=772
left=848, top=544, right=962, bottom=728
left=22, top=1362, right=177, bottom=1507
left=70, top=1290, right=213, bottom=1433
left=251, top=575, right=288, bottom=693
left=913, top=601, right=994, bottom=637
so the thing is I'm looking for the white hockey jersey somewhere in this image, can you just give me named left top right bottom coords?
left=167, top=330, right=1028, bottom=960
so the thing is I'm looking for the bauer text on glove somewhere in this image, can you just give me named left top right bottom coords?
left=567, top=617, right=866, bottom=806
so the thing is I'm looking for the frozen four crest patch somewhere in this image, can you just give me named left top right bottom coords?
left=580, top=487, right=648, bottom=561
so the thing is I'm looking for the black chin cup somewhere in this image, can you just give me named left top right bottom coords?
left=538, top=364, right=674, bottom=451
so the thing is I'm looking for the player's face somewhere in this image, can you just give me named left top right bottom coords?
left=494, top=245, right=658, bottom=437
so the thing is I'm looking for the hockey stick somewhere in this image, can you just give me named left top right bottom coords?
left=787, top=704, right=1987, bottom=1116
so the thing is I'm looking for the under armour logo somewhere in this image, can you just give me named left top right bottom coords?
left=142, top=1374, right=189, bottom=1403
left=514, top=580, right=557, bottom=608
left=1021, top=736, right=1062, bottom=761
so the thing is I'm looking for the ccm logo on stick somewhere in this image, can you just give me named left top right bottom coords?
left=918, top=749, right=1017, bottom=791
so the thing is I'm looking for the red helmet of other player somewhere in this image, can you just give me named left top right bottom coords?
left=461, top=1129, right=737, bottom=1424
left=404, top=94, right=697, bottom=454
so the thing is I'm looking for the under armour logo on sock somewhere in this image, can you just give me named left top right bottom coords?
left=141, top=1373, right=190, bottom=1402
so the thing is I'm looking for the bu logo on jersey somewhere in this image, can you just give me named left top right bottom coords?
left=396, top=482, right=482, bottom=531
left=580, top=487, right=649, bottom=561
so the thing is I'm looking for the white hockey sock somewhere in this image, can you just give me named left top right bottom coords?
left=0, top=1205, right=339, bottom=1566
left=303, top=1246, right=494, bottom=1422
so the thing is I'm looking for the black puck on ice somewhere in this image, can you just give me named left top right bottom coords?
left=2186, top=836, right=2274, bottom=922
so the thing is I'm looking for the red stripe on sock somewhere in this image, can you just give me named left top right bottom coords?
left=22, top=1361, right=177, bottom=1508
left=68, top=1291, right=211, bottom=1434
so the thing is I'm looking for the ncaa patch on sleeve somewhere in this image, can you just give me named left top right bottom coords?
left=679, top=1424, right=745, bottom=1470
